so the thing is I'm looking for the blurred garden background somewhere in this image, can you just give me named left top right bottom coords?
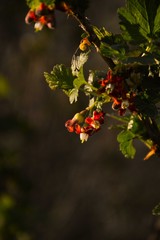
left=1, top=0, right=160, bottom=239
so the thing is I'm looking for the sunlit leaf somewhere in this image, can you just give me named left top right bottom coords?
left=71, top=53, right=88, bottom=77
left=100, top=42, right=126, bottom=60
left=117, top=130, right=136, bottom=158
left=26, top=0, right=55, bottom=9
left=154, top=5, right=160, bottom=35
left=73, top=68, right=87, bottom=89
left=69, top=88, right=79, bottom=104
left=93, top=26, right=112, bottom=40
left=127, top=115, right=146, bottom=136
left=118, top=0, right=160, bottom=42
left=44, top=64, right=75, bottom=91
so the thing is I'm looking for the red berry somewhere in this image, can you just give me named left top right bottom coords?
left=25, top=10, right=37, bottom=24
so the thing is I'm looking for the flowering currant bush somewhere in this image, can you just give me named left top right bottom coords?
left=25, top=0, right=160, bottom=216
left=25, top=1, right=160, bottom=164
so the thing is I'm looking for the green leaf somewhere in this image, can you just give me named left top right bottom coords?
left=117, top=129, right=135, bottom=142
left=127, top=115, right=147, bottom=136
left=93, top=26, right=112, bottom=40
left=69, top=69, right=87, bottom=104
left=26, top=0, right=55, bottom=9
left=98, top=32, right=128, bottom=61
left=71, top=53, right=88, bottom=77
left=44, top=64, right=75, bottom=91
left=117, top=130, right=136, bottom=158
left=154, top=5, right=160, bottom=35
left=100, top=42, right=126, bottom=60
left=123, top=54, right=157, bottom=64
left=26, top=0, right=40, bottom=9
left=73, top=68, right=87, bottom=89
left=68, top=88, right=79, bottom=104
left=118, top=0, right=160, bottom=42
left=152, top=203, right=160, bottom=215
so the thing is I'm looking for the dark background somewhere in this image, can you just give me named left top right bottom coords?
left=0, top=0, right=160, bottom=239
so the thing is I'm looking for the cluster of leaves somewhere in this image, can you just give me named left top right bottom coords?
left=98, top=0, right=160, bottom=62
left=44, top=53, right=89, bottom=104
left=118, top=0, right=160, bottom=43
left=25, top=0, right=160, bottom=159
left=25, top=0, right=160, bottom=214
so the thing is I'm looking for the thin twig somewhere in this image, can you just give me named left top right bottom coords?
left=71, top=12, right=116, bottom=70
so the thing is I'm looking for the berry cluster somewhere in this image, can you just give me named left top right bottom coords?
left=99, top=70, right=136, bottom=116
left=25, top=3, right=56, bottom=31
left=25, top=2, right=71, bottom=31
left=65, top=110, right=105, bottom=142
